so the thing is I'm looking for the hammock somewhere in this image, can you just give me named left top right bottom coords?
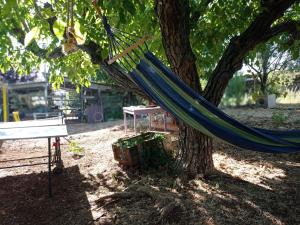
left=94, top=4, right=300, bottom=153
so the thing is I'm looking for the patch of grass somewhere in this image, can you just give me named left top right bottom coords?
left=68, top=140, right=84, bottom=155
left=271, top=112, right=288, bottom=125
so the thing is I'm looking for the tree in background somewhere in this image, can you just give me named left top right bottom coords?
left=0, top=0, right=300, bottom=177
left=245, top=42, right=299, bottom=97
left=221, top=73, right=247, bottom=107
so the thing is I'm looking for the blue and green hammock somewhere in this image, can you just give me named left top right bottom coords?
left=96, top=9, right=300, bottom=153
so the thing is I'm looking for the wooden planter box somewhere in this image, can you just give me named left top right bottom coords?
left=112, top=144, right=140, bottom=167
left=112, top=132, right=165, bottom=167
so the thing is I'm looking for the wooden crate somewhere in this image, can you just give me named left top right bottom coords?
left=112, top=143, right=140, bottom=167
left=112, top=132, right=164, bottom=167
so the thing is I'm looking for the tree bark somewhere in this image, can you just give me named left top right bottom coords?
left=155, top=0, right=214, bottom=177
left=176, top=123, right=214, bottom=177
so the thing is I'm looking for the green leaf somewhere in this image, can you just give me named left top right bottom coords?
left=24, top=27, right=40, bottom=47
left=74, top=21, right=86, bottom=45
left=84, top=80, right=91, bottom=87
left=291, top=50, right=299, bottom=60
left=123, top=0, right=136, bottom=15
left=41, top=7, right=53, bottom=18
left=2, top=0, right=17, bottom=17
left=101, top=48, right=109, bottom=60
left=53, top=19, right=66, bottom=40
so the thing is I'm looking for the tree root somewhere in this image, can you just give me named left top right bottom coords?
left=96, top=185, right=185, bottom=224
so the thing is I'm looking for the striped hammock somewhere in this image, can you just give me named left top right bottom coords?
left=94, top=8, right=300, bottom=153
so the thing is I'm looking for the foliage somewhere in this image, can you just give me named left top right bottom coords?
left=267, top=72, right=296, bottom=96
left=249, top=71, right=296, bottom=103
left=245, top=42, right=299, bottom=95
left=190, top=0, right=261, bottom=78
left=271, top=112, right=288, bottom=125
left=95, top=68, right=114, bottom=85
left=221, top=74, right=249, bottom=106
left=0, top=0, right=299, bottom=91
left=68, top=140, right=84, bottom=155
left=140, top=140, right=169, bottom=170
left=250, top=86, right=265, bottom=104
left=119, top=136, right=144, bottom=149
left=118, top=133, right=165, bottom=149
left=0, top=0, right=158, bottom=87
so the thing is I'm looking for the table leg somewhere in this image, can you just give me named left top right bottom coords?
left=133, top=113, right=136, bottom=134
left=124, top=112, right=127, bottom=133
left=54, top=137, right=63, bottom=174
left=48, top=138, right=52, bottom=197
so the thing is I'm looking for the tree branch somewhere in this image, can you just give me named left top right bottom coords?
left=204, top=0, right=298, bottom=105
left=261, top=20, right=300, bottom=45
left=248, top=64, right=261, bottom=75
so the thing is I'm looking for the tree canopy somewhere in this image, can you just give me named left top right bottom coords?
left=1, top=0, right=299, bottom=91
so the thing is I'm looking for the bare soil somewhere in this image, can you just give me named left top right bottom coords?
left=0, top=106, right=299, bottom=225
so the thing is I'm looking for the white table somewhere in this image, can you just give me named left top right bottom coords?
left=123, top=106, right=166, bottom=133
left=0, top=119, right=68, bottom=197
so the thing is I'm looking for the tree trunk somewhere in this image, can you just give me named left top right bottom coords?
left=176, top=122, right=214, bottom=178
left=260, top=72, right=268, bottom=95
left=260, top=82, right=267, bottom=95
left=155, top=0, right=214, bottom=177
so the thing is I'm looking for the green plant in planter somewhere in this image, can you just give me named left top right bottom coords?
left=139, top=133, right=169, bottom=170
left=117, top=132, right=170, bottom=169
left=119, top=136, right=144, bottom=149
left=140, top=144, right=169, bottom=170
left=152, top=133, right=166, bottom=142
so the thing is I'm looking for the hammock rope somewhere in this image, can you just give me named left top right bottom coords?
left=92, top=0, right=149, bottom=69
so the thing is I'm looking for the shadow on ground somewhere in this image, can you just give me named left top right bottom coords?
left=0, top=166, right=94, bottom=225
left=87, top=148, right=299, bottom=225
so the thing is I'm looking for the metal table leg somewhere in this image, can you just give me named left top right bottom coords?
left=53, top=137, right=63, bottom=174
left=48, top=137, right=52, bottom=197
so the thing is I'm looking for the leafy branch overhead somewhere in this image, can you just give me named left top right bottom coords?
left=0, top=0, right=299, bottom=103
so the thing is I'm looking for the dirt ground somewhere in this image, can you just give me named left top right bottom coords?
left=0, top=106, right=299, bottom=225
